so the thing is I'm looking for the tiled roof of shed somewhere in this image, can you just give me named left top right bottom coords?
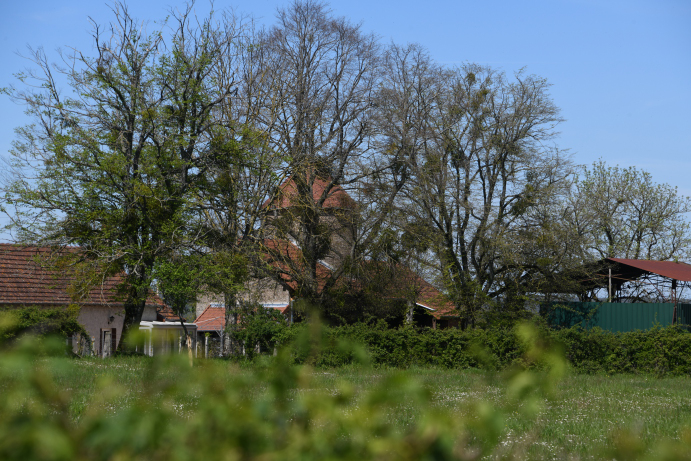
left=0, top=244, right=163, bottom=308
left=194, top=303, right=290, bottom=332
left=156, top=305, right=187, bottom=322
left=411, top=273, right=456, bottom=319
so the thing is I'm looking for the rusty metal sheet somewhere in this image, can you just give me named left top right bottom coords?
left=608, top=258, right=691, bottom=282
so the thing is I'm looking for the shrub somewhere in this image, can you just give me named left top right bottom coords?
left=2, top=313, right=691, bottom=459
left=276, top=321, right=691, bottom=376
left=231, top=305, right=288, bottom=359
left=0, top=316, right=570, bottom=461
left=0, top=305, right=88, bottom=345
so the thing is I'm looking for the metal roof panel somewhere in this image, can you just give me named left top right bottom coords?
left=607, top=258, right=691, bottom=282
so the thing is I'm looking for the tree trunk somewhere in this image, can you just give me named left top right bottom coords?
left=117, top=271, right=150, bottom=353
left=118, top=296, right=147, bottom=353
left=224, top=291, right=238, bottom=356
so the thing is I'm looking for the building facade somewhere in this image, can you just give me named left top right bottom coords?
left=0, top=244, right=163, bottom=356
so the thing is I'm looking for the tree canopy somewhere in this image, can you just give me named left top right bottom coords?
left=568, top=160, right=691, bottom=261
left=1, top=3, right=258, bottom=345
left=2, top=1, right=690, bottom=332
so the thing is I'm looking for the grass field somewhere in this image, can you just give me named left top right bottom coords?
left=312, top=368, right=691, bottom=459
left=37, top=356, right=691, bottom=460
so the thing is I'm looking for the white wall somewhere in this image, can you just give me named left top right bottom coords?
left=78, top=304, right=157, bottom=355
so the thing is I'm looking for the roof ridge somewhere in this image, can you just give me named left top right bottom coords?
left=194, top=304, right=213, bottom=323
left=194, top=304, right=225, bottom=323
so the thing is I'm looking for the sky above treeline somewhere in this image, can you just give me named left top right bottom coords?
left=1, top=0, right=690, bottom=242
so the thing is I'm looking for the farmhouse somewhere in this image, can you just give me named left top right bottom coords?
left=0, top=244, right=169, bottom=356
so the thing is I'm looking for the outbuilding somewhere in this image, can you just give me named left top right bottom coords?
left=546, top=257, right=691, bottom=331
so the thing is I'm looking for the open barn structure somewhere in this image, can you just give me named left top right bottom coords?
left=592, top=258, right=691, bottom=306
left=545, top=258, right=691, bottom=332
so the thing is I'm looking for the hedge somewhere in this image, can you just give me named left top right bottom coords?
left=275, top=321, right=691, bottom=376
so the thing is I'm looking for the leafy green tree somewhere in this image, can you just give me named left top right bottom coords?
left=194, top=126, right=284, bottom=351
left=1, top=3, right=250, bottom=348
left=232, top=303, right=287, bottom=359
left=155, top=251, right=249, bottom=353
left=568, top=160, right=691, bottom=261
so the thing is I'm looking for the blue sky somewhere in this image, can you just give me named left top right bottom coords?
left=1, top=0, right=690, bottom=242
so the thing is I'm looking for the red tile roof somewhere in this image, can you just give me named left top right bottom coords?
left=273, top=304, right=291, bottom=314
left=260, top=239, right=335, bottom=294
left=263, top=176, right=357, bottom=210
left=194, top=303, right=290, bottom=332
left=194, top=305, right=226, bottom=332
left=409, top=272, right=456, bottom=319
left=0, top=244, right=163, bottom=308
left=156, top=305, right=187, bottom=322
left=194, top=304, right=290, bottom=332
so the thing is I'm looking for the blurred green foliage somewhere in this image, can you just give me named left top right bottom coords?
left=2, top=312, right=691, bottom=459
left=0, top=305, right=87, bottom=344
left=232, top=304, right=288, bottom=359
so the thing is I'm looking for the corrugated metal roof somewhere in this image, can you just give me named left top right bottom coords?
left=607, top=258, right=691, bottom=282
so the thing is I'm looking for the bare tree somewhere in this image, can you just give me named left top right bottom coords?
left=386, top=61, right=570, bottom=326
left=242, top=1, right=382, bottom=308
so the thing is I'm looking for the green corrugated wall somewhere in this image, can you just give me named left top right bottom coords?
left=678, top=304, right=691, bottom=328
left=545, top=302, right=691, bottom=332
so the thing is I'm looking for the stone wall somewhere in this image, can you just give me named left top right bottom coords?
left=195, top=292, right=224, bottom=319
left=241, top=277, right=291, bottom=307
left=195, top=278, right=290, bottom=320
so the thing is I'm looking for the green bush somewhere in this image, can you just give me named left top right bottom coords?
left=0, top=305, right=87, bottom=345
left=0, top=316, right=571, bottom=461
left=276, top=321, right=691, bottom=376
left=555, top=325, right=691, bottom=376
left=232, top=305, right=288, bottom=358
left=2, top=313, right=691, bottom=459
